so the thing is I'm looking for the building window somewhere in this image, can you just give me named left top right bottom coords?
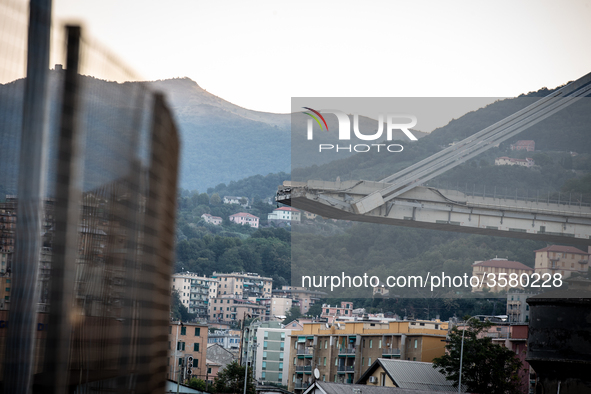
left=322, top=375, right=325, bottom=381
left=325, top=340, right=328, bottom=349
left=335, top=357, right=338, bottom=366
left=262, top=372, right=266, bottom=379
left=293, top=357, right=296, bottom=365
left=279, top=362, right=283, bottom=371
left=264, top=331, right=269, bottom=338
left=179, top=358, right=183, bottom=366
left=195, top=327, right=201, bottom=336
left=262, top=361, right=266, bottom=369
left=323, top=357, right=326, bottom=366
left=368, top=358, right=371, bottom=366
left=264, top=341, right=268, bottom=349
left=278, top=372, right=283, bottom=380
left=193, top=359, right=199, bottom=368
left=263, top=351, right=268, bottom=359
left=281, top=332, right=286, bottom=339
left=279, top=352, right=284, bottom=360
left=177, top=342, right=185, bottom=351
left=181, top=327, right=186, bottom=335
left=194, top=343, right=200, bottom=352
left=280, top=342, right=284, bottom=350
left=370, top=340, right=373, bottom=349
left=378, top=340, right=382, bottom=349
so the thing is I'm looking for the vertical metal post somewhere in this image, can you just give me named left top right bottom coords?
left=4, top=1, right=52, bottom=393
left=458, top=323, right=465, bottom=394
left=243, top=326, right=250, bottom=394
left=41, top=25, right=82, bottom=394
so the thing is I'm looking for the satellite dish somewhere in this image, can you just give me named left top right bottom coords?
left=314, top=368, right=320, bottom=380
left=337, top=323, right=341, bottom=328
left=325, top=323, right=330, bottom=329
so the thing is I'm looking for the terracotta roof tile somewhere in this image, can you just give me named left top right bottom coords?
left=534, top=245, right=589, bottom=255
left=472, top=259, right=533, bottom=271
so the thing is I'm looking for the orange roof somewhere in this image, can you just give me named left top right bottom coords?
left=276, top=206, right=299, bottom=212
left=534, top=245, right=589, bottom=255
left=472, top=259, right=533, bottom=271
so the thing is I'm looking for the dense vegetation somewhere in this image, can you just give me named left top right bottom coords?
left=175, top=189, right=291, bottom=286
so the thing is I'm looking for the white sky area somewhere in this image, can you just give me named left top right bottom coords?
left=44, top=0, right=591, bottom=123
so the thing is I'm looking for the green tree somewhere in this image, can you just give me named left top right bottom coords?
left=171, top=290, right=196, bottom=322
left=283, top=306, right=302, bottom=324
left=188, top=377, right=207, bottom=391
left=433, top=318, right=522, bottom=394
left=306, top=302, right=323, bottom=317
left=210, top=193, right=222, bottom=205
left=198, top=192, right=211, bottom=206
left=213, top=362, right=255, bottom=394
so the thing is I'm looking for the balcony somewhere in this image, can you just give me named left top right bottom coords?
left=579, top=260, right=588, bottom=264
left=382, top=348, right=401, bottom=356
left=296, top=347, right=314, bottom=356
left=295, top=365, right=312, bottom=372
left=294, top=383, right=310, bottom=390
left=337, top=365, right=354, bottom=372
left=337, top=347, right=355, bottom=355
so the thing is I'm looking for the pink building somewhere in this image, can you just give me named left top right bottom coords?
left=490, top=324, right=532, bottom=394
left=205, top=359, right=221, bottom=384
left=510, top=140, right=535, bottom=151
left=320, top=301, right=353, bottom=321
left=229, top=212, right=259, bottom=228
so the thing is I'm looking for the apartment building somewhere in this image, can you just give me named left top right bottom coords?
left=212, top=272, right=273, bottom=299
left=209, top=297, right=267, bottom=324
left=271, top=296, right=293, bottom=318
left=534, top=245, right=589, bottom=279
left=471, top=258, right=534, bottom=292
left=207, top=329, right=242, bottom=351
left=272, top=286, right=324, bottom=315
left=286, top=320, right=448, bottom=392
left=250, top=321, right=294, bottom=386
left=168, top=322, right=208, bottom=382
left=506, top=292, right=535, bottom=323
left=171, top=272, right=214, bottom=318
left=320, top=302, right=354, bottom=321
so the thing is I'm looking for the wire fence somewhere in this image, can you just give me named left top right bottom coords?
left=0, top=2, right=180, bottom=393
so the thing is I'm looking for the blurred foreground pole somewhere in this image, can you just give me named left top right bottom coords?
left=41, top=25, right=82, bottom=394
left=4, top=0, right=52, bottom=393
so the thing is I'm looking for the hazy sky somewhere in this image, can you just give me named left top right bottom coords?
left=51, top=0, right=591, bottom=115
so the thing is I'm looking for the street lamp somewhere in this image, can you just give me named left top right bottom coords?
left=456, top=316, right=480, bottom=394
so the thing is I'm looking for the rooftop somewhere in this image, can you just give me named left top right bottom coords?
left=472, top=258, right=533, bottom=271
left=534, top=245, right=589, bottom=255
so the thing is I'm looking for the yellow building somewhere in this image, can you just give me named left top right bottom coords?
left=534, top=245, right=589, bottom=279
left=212, top=272, right=273, bottom=299
left=286, top=320, right=448, bottom=392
